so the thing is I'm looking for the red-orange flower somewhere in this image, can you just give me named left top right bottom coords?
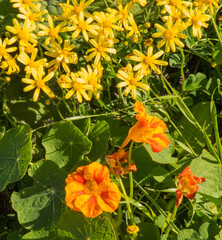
left=176, top=166, right=206, bottom=207
left=105, top=149, right=137, bottom=177
left=120, top=101, right=170, bottom=152
left=65, top=162, right=121, bottom=218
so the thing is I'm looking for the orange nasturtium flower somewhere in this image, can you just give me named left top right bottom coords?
left=175, top=166, right=206, bottom=207
left=120, top=101, right=170, bottom=152
left=105, top=149, right=137, bottom=177
left=126, top=225, right=140, bottom=234
left=65, top=162, right=121, bottom=218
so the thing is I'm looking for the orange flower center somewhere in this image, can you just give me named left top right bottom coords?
left=49, top=28, right=58, bottom=37
left=75, top=6, right=83, bottom=15
left=28, top=61, right=37, bottom=68
left=78, top=21, right=87, bottom=30
left=88, top=77, right=97, bottom=86
left=23, top=0, right=31, bottom=4
left=129, top=77, right=138, bottom=85
left=170, top=0, right=181, bottom=6
left=7, top=58, right=16, bottom=66
left=97, top=46, right=104, bottom=52
left=84, top=179, right=100, bottom=195
left=164, top=30, right=175, bottom=40
left=192, top=16, right=202, bottom=27
left=144, top=56, right=153, bottom=65
left=73, top=81, right=82, bottom=90
left=103, top=20, right=112, bottom=28
left=18, top=30, right=29, bottom=40
left=35, top=78, right=45, bottom=88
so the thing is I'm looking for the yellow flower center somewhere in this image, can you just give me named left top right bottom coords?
left=88, top=77, right=97, bottom=86
left=84, top=179, right=100, bottom=195
left=73, top=81, right=82, bottom=90
left=170, top=0, right=181, bottom=6
left=28, top=61, right=36, bottom=68
left=78, top=21, right=87, bottom=30
left=103, top=19, right=112, bottom=28
left=97, top=46, right=104, bottom=52
left=18, top=30, right=29, bottom=40
left=29, top=13, right=37, bottom=21
left=0, top=47, right=7, bottom=56
left=49, top=28, right=58, bottom=37
left=144, top=56, right=153, bottom=65
left=62, top=49, right=70, bottom=56
left=23, top=0, right=31, bottom=4
left=75, top=6, right=83, bottom=15
left=35, top=78, right=45, bottom=88
left=192, top=16, right=202, bottom=27
left=129, top=77, right=138, bottom=85
left=164, top=30, right=175, bottom=40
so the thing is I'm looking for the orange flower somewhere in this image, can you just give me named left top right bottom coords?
left=120, top=102, right=170, bottom=152
left=175, top=166, right=206, bottom=207
left=127, top=225, right=140, bottom=234
left=65, top=162, right=121, bottom=218
left=105, top=149, right=137, bottom=177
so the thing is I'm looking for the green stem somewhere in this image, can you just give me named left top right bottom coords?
left=128, top=141, right=134, bottom=199
left=165, top=203, right=178, bottom=235
left=117, top=175, right=135, bottom=225
left=210, top=12, right=222, bottom=46
left=180, top=47, right=186, bottom=92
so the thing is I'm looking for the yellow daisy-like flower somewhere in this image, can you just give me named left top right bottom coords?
left=162, top=5, right=185, bottom=22
left=57, top=73, right=71, bottom=87
left=10, top=0, right=40, bottom=12
left=78, top=65, right=103, bottom=100
left=204, top=0, right=219, bottom=14
left=60, top=72, right=92, bottom=102
left=152, top=17, right=189, bottom=52
left=45, top=40, right=78, bottom=73
left=128, top=0, right=147, bottom=11
left=116, top=64, right=149, bottom=99
left=38, top=14, right=65, bottom=46
left=22, top=66, right=55, bottom=102
left=17, top=48, right=48, bottom=77
left=6, top=18, right=37, bottom=46
left=19, top=42, right=37, bottom=53
left=0, top=38, right=17, bottom=62
left=1, top=55, right=20, bottom=75
left=129, top=46, right=168, bottom=75
left=85, top=36, right=116, bottom=65
left=17, top=6, right=48, bottom=26
left=185, top=5, right=211, bottom=39
left=66, top=12, right=99, bottom=42
left=126, top=13, right=140, bottom=39
left=93, top=11, right=123, bottom=38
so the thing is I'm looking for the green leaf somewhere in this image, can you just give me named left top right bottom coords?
left=174, top=102, right=213, bottom=155
left=190, top=149, right=222, bottom=198
left=42, top=121, right=92, bottom=168
left=137, top=222, right=160, bottom=240
left=199, top=221, right=219, bottom=240
left=178, top=229, right=202, bottom=240
left=87, top=120, right=109, bottom=161
left=20, top=229, right=52, bottom=240
left=152, top=167, right=169, bottom=183
left=11, top=160, right=67, bottom=230
left=184, top=73, right=207, bottom=91
left=143, top=137, right=177, bottom=164
left=169, top=53, right=188, bottom=68
left=57, top=210, right=116, bottom=240
left=0, top=125, right=32, bottom=192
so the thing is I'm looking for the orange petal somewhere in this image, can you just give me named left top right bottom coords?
left=97, top=182, right=121, bottom=212
left=75, top=194, right=103, bottom=218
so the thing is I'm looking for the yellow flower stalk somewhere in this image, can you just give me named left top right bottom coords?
left=6, top=18, right=37, bottom=46
left=22, top=66, right=55, bottom=102
left=17, top=48, right=48, bottom=77
left=129, top=46, right=168, bottom=75
left=152, top=17, right=189, bottom=52
left=38, top=14, right=65, bottom=46
left=45, top=40, right=78, bottom=73
left=116, top=64, right=150, bottom=99
left=65, top=12, right=99, bottom=42
left=85, top=36, right=116, bottom=65
left=60, top=72, right=92, bottom=102
left=78, top=65, right=103, bottom=100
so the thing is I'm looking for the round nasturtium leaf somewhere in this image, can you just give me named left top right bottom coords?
left=42, top=121, right=92, bottom=168
left=0, top=125, right=32, bottom=192
left=11, top=160, right=67, bottom=230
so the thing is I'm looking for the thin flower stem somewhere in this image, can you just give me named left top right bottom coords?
left=165, top=203, right=178, bottom=235
left=128, top=141, right=134, bottom=199
left=210, top=12, right=222, bottom=46
left=117, top=175, right=135, bottom=225
left=180, top=47, right=186, bottom=92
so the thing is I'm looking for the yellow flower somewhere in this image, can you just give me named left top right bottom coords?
left=38, top=14, right=65, bottom=46
left=116, top=64, right=149, bottom=99
left=6, top=18, right=37, bottom=46
left=65, top=12, right=99, bottom=42
left=93, top=11, right=123, bottom=38
left=1, top=55, right=20, bottom=75
left=125, top=13, right=140, bottom=39
left=45, top=40, right=78, bottom=73
left=129, top=46, right=168, bottom=75
left=22, top=66, right=55, bottom=102
left=152, top=17, right=189, bottom=52
left=144, top=38, right=153, bottom=46
left=60, top=72, right=92, bottom=102
left=78, top=65, right=103, bottom=100
left=0, top=38, right=17, bottom=62
left=17, top=6, right=48, bottom=26
left=10, top=0, right=40, bottom=12
left=162, top=5, right=185, bottom=22
left=85, top=36, right=116, bottom=65
left=204, top=0, right=219, bottom=14
left=128, top=0, right=147, bottom=11
left=185, top=5, right=211, bottom=39
left=17, top=48, right=48, bottom=77
left=19, top=42, right=37, bottom=53
left=126, top=225, right=140, bottom=234
left=57, top=73, right=71, bottom=87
